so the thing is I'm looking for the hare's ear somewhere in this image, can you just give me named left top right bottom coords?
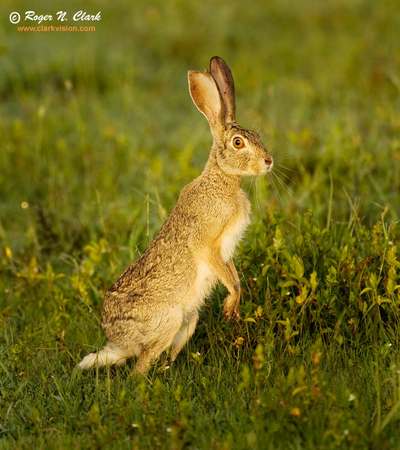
left=209, top=56, right=236, bottom=124
left=188, top=70, right=224, bottom=134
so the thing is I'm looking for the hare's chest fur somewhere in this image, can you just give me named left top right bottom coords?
left=188, top=191, right=251, bottom=313
left=220, top=191, right=251, bottom=262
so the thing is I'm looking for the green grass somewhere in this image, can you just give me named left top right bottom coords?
left=1, top=0, right=400, bottom=448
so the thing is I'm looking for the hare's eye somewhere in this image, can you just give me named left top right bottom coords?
left=232, top=136, right=244, bottom=149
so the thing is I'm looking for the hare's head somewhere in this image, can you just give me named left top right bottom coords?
left=188, top=56, right=273, bottom=176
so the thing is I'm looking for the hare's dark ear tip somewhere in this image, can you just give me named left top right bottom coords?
left=210, top=56, right=226, bottom=68
left=210, top=55, right=223, bottom=62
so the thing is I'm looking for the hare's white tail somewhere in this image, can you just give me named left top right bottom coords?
left=78, top=343, right=129, bottom=369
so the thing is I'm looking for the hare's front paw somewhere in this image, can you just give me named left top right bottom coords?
left=223, top=294, right=240, bottom=321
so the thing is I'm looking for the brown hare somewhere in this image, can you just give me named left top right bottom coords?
left=78, top=56, right=273, bottom=374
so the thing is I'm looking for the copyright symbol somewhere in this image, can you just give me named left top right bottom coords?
left=9, top=11, right=21, bottom=24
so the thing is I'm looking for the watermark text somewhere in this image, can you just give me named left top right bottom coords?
left=9, top=10, right=101, bottom=31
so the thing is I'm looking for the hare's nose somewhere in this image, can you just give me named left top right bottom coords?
left=264, top=156, right=273, bottom=168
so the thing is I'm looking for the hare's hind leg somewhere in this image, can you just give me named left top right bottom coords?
left=134, top=310, right=183, bottom=374
left=170, top=310, right=199, bottom=362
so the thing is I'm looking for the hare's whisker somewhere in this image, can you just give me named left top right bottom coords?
left=272, top=171, right=291, bottom=197
left=251, top=178, right=262, bottom=212
left=270, top=173, right=284, bottom=203
left=276, top=163, right=294, bottom=173
left=275, top=170, right=294, bottom=197
left=273, top=167, right=291, bottom=182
